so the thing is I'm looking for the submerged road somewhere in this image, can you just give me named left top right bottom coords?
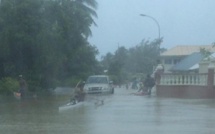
left=1, top=87, right=215, bottom=134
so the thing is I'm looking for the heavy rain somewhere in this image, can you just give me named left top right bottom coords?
left=0, top=0, right=215, bottom=134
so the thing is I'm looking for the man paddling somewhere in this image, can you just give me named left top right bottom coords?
left=70, top=81, right=85, bottom=104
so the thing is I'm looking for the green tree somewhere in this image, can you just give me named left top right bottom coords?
left=0, top=0, right=43, bottom=77
left=101, top=52, right=114, bottom=71
left=101, top=39, right=162, bottom=84
left=0, top=0, right=99, bottom=91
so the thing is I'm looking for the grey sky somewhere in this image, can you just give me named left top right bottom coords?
left=89, top=0, right=215, bottom=58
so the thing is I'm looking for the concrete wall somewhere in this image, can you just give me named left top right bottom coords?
left=156, top=66, right=215, bottom=98
left=156, top=85, right=215, bottom=98
left=199, top=61, right=210, bottom=73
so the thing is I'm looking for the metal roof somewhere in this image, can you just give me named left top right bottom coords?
left=170, top=52, right=204, bottom=71
left=161, top=45, right=215, bottom=56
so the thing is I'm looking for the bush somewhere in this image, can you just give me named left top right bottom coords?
left=0, top=77, right=19, bottom=95
left=108, top=75, right=118, bottom=85
left=61, top=77, right=85, bottom=87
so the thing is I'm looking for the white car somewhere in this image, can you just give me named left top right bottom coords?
left=83, top=75, right=114, bottom=94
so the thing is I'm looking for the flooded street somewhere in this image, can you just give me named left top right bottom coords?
left=1, top=87, right=215, bottom=134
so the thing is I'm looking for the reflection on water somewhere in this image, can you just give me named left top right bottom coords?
left=1, top=89, right=215, bottom=134
left=0, top=95, right=100, bottom=134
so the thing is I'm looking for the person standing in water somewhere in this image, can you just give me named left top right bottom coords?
left=153, top=60, right=164, bottom=85
left=144, top=74, right=155, bottom=95
left=18, top=75, right=28, bottom=100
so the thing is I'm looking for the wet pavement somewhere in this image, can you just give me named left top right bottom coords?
left=1, top=87, right=215, bottom=134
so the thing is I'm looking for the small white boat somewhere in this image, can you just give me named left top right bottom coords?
left=59, top=81, right=86, bottom=112
left=58, top=101, right=84, bottom=112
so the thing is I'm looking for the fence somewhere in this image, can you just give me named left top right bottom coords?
left=160, top=73, right=208, bottom=86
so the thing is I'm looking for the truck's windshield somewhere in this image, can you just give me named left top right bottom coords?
left=86, top=76, right=108, bottom=84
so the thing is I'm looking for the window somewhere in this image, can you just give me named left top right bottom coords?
left=164, top=59, right=172, bottom=64
left=174, top=59, right=180, bottom=64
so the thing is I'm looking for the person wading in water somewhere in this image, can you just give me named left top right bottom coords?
left=18, top=75, right=28, bottom=100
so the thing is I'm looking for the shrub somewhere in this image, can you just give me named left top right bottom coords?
left=0, top=77, right=19, bottom=95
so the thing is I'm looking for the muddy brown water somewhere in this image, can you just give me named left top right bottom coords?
left=1, top=88, right=215, bottom=134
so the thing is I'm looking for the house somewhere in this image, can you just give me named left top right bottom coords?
left=156, top=45, right=215, bottom=98
left=160, top=45, right=215, bottom=73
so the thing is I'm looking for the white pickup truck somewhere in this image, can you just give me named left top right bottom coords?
left=83, top=75, right=114, bottom=94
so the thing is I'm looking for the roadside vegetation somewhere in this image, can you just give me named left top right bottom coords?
left=0, top=0, right=165, bottom=96
left=101, top=39, right=165, bottom=85
left=0, top=0, right=99, bottom=94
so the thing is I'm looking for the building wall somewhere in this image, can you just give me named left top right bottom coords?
left=199, top=60, right=210, bottom=73
left=156, top=85, right=215, bottom=98
left=160, top=56, right=186, bottom=72
left=156, top=67, right=215, bottom=98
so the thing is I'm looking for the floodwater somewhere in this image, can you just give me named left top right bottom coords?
left=1, top=87, right=215, bottom=134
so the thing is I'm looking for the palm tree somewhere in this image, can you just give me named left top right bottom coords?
left=40, top=0, right=99, bottom=84
left=71, top=0, right=98, bottom=38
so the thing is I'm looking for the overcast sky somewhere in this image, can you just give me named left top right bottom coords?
left=88, top=0, right=215, bottom=58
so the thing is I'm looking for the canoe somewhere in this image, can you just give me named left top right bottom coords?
left=58, top=101, right=84, bottom=112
